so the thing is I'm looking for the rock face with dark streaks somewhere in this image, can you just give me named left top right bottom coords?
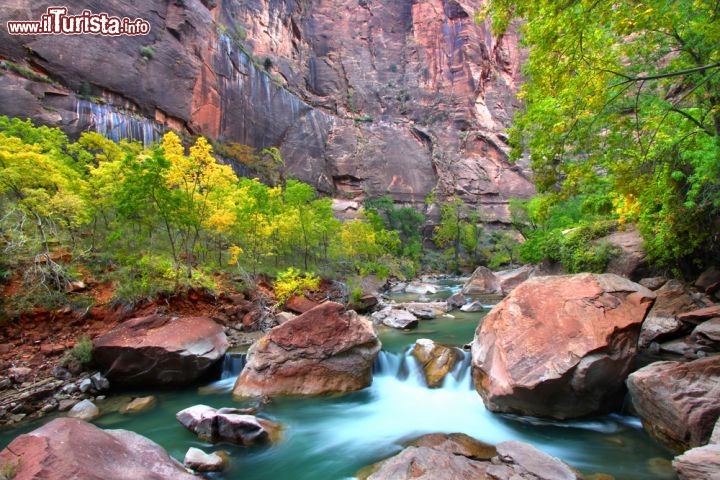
left=0, top=0, right=534, bottom=217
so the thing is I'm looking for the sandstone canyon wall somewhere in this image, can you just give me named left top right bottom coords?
left=0, top=0, right=533, bottom=220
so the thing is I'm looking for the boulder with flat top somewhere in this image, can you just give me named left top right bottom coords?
left=93, top=314, right=227, bottom=387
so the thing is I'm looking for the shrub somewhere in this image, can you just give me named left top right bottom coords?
left=273, top=267, right=320, bottom=306
left=139, top=46, right=155, bottom=60
left=66, top=335, right=93, bottom=365
left=520, top=222, right=620, bottom=273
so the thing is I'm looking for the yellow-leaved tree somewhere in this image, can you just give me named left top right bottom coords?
left=0, top=118, right=89, bottom=290
left=162, top=132, right=239, bottom=278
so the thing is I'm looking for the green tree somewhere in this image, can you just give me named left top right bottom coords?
left=279, top=179, right=338, bottom=270
left=0, top=118, right=89, bottom=290
left=232, top=178, right=282, bottom=275
left=163, top=132, right=239, bottom=278
left=432, top=197, right=482, bottom=273
left=483, top=0, right=720, bottom=271
left=364, top=196, right=425, bottom=260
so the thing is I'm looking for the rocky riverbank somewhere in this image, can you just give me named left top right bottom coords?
left=0, top=285, right=275, bottom=428
left=2, top=266, right=719, bottom=478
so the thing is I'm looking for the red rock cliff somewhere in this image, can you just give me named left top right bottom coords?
left=0, top=0, right=533, bottom=218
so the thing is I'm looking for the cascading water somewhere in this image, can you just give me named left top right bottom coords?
left=197, top=352, right=247, bottom=395
left=75, top=99, right=161, bottom=146
left=373, top=348, right=473, bottom=390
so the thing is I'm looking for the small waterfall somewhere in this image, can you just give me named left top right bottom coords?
left=75, top=99, right=161, bottom=146
left=221, top=352, right=247, bottom=379
left=373, top=348, right=473, bottom=390
left=198, top=352, right=246, bottom=394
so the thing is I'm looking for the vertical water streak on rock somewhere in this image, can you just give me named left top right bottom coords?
left=215, top=32, right=333, bottom=185
left=75, top=99, right=161, bottom=146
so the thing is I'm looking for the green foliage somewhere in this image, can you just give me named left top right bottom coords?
left=484, top=230, right=522, bottom=269
left=484, top=0, right=720, bottom=271
left=2, top=60, right=53, bottom=84
left=513, top=196, right=620, bottom=273
left=364, top=196, right=425, bottom=262
left=111, top=254, right=177, bottom=304
left=432, top=197, right=484, bottom=273
left=65, top=335, right=93, bottom=365
left=139, top=46, right=155, bottom=60
left=0, top=116, right=441, bottom=313
left=273, top=267, right=320, bottom=305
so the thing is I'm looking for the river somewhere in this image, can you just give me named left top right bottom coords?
left=0, top=285, right=676, bottom=479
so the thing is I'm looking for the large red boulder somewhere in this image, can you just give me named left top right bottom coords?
left=93, top=314, right=227, bottom=387
left=472, top=273, right=655, bottom=419
left=627, top=356, right=720, bottom=453
left=0, top=418, right=196, bottom=480
left=233, top=302, right=380, bottom=398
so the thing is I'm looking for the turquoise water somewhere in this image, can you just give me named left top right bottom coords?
left=0, top=291, right=677, bottom=479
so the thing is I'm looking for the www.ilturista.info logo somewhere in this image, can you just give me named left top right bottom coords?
left=6, top=7, right=151, bottom=36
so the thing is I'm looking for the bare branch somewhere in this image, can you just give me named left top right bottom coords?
left=614, top=62, right=720, bottom=86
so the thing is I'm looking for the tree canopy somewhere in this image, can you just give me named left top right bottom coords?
left=0, top=118, right=423, bottom=314
left=484, top=0, right=720, bottom=270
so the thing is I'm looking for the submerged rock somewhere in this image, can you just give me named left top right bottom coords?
left=176, top=404, right=281, bottom=446
left=627, top=356, right=720, bottom=452
left=472, top=273, right=656, bottom=419
left=233, top=302, right=381, bottom=397
left=67, top=399, right=100, bottom=422
left=0, top=417, right=196, bottom=479
left=411, top=339, right=464, bottom=388
left=93, top=314, right=228, bottom=387
left=121, top=396, right=157, bottom=415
